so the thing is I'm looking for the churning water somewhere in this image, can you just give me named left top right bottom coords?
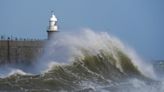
left=0, top=29, right=163, bottom=92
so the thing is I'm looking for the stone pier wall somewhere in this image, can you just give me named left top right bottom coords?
left=0, top=40, right=45, bottom=65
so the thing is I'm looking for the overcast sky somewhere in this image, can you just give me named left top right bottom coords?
left=0, top=0, right=164, bottom=60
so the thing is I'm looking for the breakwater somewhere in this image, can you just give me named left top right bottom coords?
left=0, top=38, right=45, bottom=65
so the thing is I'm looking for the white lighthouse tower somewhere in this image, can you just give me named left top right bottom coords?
left=47, top=11, right=58, bottom=40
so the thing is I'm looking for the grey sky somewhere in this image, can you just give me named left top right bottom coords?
left=0, top=0, right=164, bottom=60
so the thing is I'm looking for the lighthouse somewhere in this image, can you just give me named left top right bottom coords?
left=47, top=11, right=58, bottom=40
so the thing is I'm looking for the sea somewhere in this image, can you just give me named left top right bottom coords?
left=0, top=29, right=163, bottom=92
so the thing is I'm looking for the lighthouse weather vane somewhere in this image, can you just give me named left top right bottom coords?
left=51, top=10, right=54, bottom=15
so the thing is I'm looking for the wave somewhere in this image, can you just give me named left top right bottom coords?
left=0, top=29, right=162, bottom=92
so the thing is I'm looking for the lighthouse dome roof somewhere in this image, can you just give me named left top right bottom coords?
left=50, top=14, right=57, bottom=21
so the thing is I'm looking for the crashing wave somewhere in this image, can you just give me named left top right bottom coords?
left=0, top=29, right=162, bottom=92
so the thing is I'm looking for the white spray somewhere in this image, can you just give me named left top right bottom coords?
left=34, top=28, right=156, bottom=78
